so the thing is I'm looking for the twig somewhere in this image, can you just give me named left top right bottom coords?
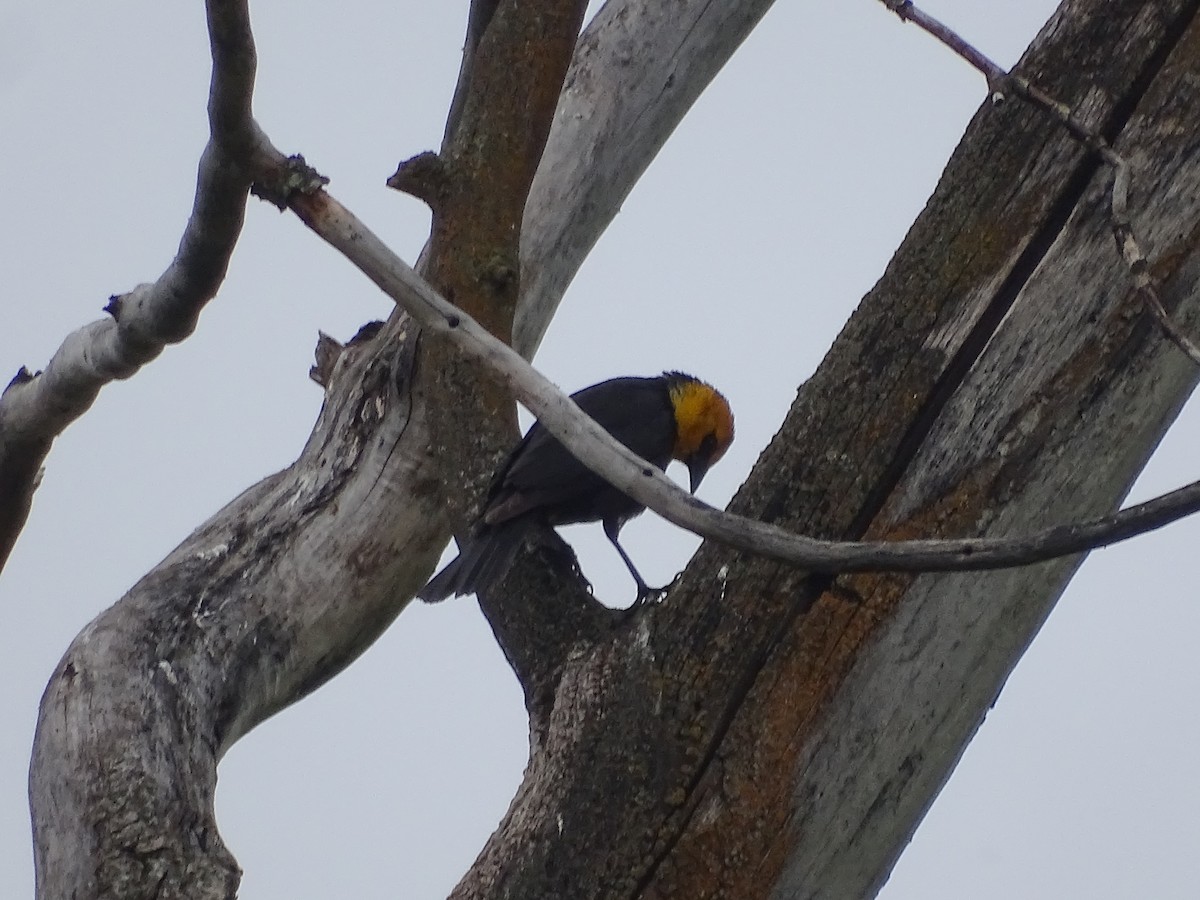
left=0, top=0, right=269, bottom=571
left=881, top=1, right=1006, bottom=90
left=1109, top=157, right=1200, bottom=363
left=881, top=0, right=1200, bottom=366
left=271, top=174, right=1200, bottom=574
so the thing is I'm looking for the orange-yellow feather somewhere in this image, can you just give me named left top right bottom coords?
left=668, top=378, right=734, bottom=463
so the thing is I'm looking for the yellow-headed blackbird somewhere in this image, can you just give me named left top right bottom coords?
left=418, top=371, right=734, bottom=603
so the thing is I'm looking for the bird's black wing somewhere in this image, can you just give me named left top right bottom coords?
left=483, top=376, right=676, bottom=525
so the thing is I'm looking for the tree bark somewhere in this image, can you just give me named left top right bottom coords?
left=453, top=1, right=1200, bottom=897
left=26, top=0, right=1200, bottom=898
left=0, top=1, right=263, bottom=572
left=25, top=0, right=779, bottom=897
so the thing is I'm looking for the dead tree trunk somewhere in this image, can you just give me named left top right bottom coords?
left=455, top=1, right=1200, bottom=896
left=24, top=0, right=1200, bottom=898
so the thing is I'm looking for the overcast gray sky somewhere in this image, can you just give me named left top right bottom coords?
left=3, top=1, right=1198, bottom=897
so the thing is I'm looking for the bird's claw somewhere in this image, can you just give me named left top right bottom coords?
left=632, top=583, right=668, bottom=608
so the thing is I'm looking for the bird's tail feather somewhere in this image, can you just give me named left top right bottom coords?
left=418, top=520, right=529, bottom=602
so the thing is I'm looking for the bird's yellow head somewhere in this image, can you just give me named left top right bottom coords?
left=665, top=372, right=734, bottom=493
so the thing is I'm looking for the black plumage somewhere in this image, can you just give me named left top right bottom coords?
left=419, top=374, right=708, bottom=603
left=483, top=376, right=677, bottom=527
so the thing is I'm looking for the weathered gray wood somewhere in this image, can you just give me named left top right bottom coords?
left=280, top=187, right=1200, bottom=585
left=778, top=7, right=1200, bottom=890
left=29, top=0, right=1200, bottom=896
left=450, top=1, right=1200, bottom=897
left=517, top=0, right=778, bottom=357
left=0, top=2, right=268, bottom=573
left=26, top=0, right=788, bottom=897
left=29, top=332, right=449, bottom=897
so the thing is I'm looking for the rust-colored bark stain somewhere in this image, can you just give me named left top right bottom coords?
left=448, top=3, right=1200, bottom=899
left=639, top=591, right=859, bottom=899
left=640, top=533, right=955, bottom=899
left=639, top=269, right=1178, bottom=898
left=641, top=457, right=1031, bottom=898
left=639, top=182, right=1200, bottom=892
left=630, top=96, right=1103, bottom=895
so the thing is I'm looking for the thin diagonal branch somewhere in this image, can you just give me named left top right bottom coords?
left=276, top=173, right=1200, bottom=576
left=882, top=0, right=1200, bottom=366
left=1109, top=158, right=1200, bottom=363
left=881, top=0, right=1006, bottom=87
left=0, top=0, right=268, bottom=572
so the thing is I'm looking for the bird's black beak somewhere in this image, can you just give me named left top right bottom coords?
left=687, top=457, right=711, bottom=494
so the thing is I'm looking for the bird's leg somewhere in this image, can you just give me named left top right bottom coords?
left=604, top=520, right=666, bottom=604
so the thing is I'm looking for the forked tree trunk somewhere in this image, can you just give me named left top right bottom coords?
left=26, top=1, right=1200, bottom=898
left=455, top=2, right=1200, bottom=896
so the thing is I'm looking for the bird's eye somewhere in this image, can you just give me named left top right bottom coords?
left=698, top=432, right=718, bottom=459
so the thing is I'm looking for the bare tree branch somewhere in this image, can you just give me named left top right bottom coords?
left=33, top=1, right=1200, bottom=898
left=27, top=0, right=589, bottom=895
left=1109, top=159, right=1200, bottom=363
left=24, top=0, right=785, bottom=881
left=884, top=0, right=1200, bottom=366
left=274, top=176, right=1200, bottom=575
left=515, top=0, right=780, bottom=357
left=443, top=3, right=1200, bottom=894
left=0, top=0, right=271, bottom=572
left=881, top=0, right=1008, bottom=85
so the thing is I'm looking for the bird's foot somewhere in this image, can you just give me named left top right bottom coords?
left=631, top=582, right=669, bottom=608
